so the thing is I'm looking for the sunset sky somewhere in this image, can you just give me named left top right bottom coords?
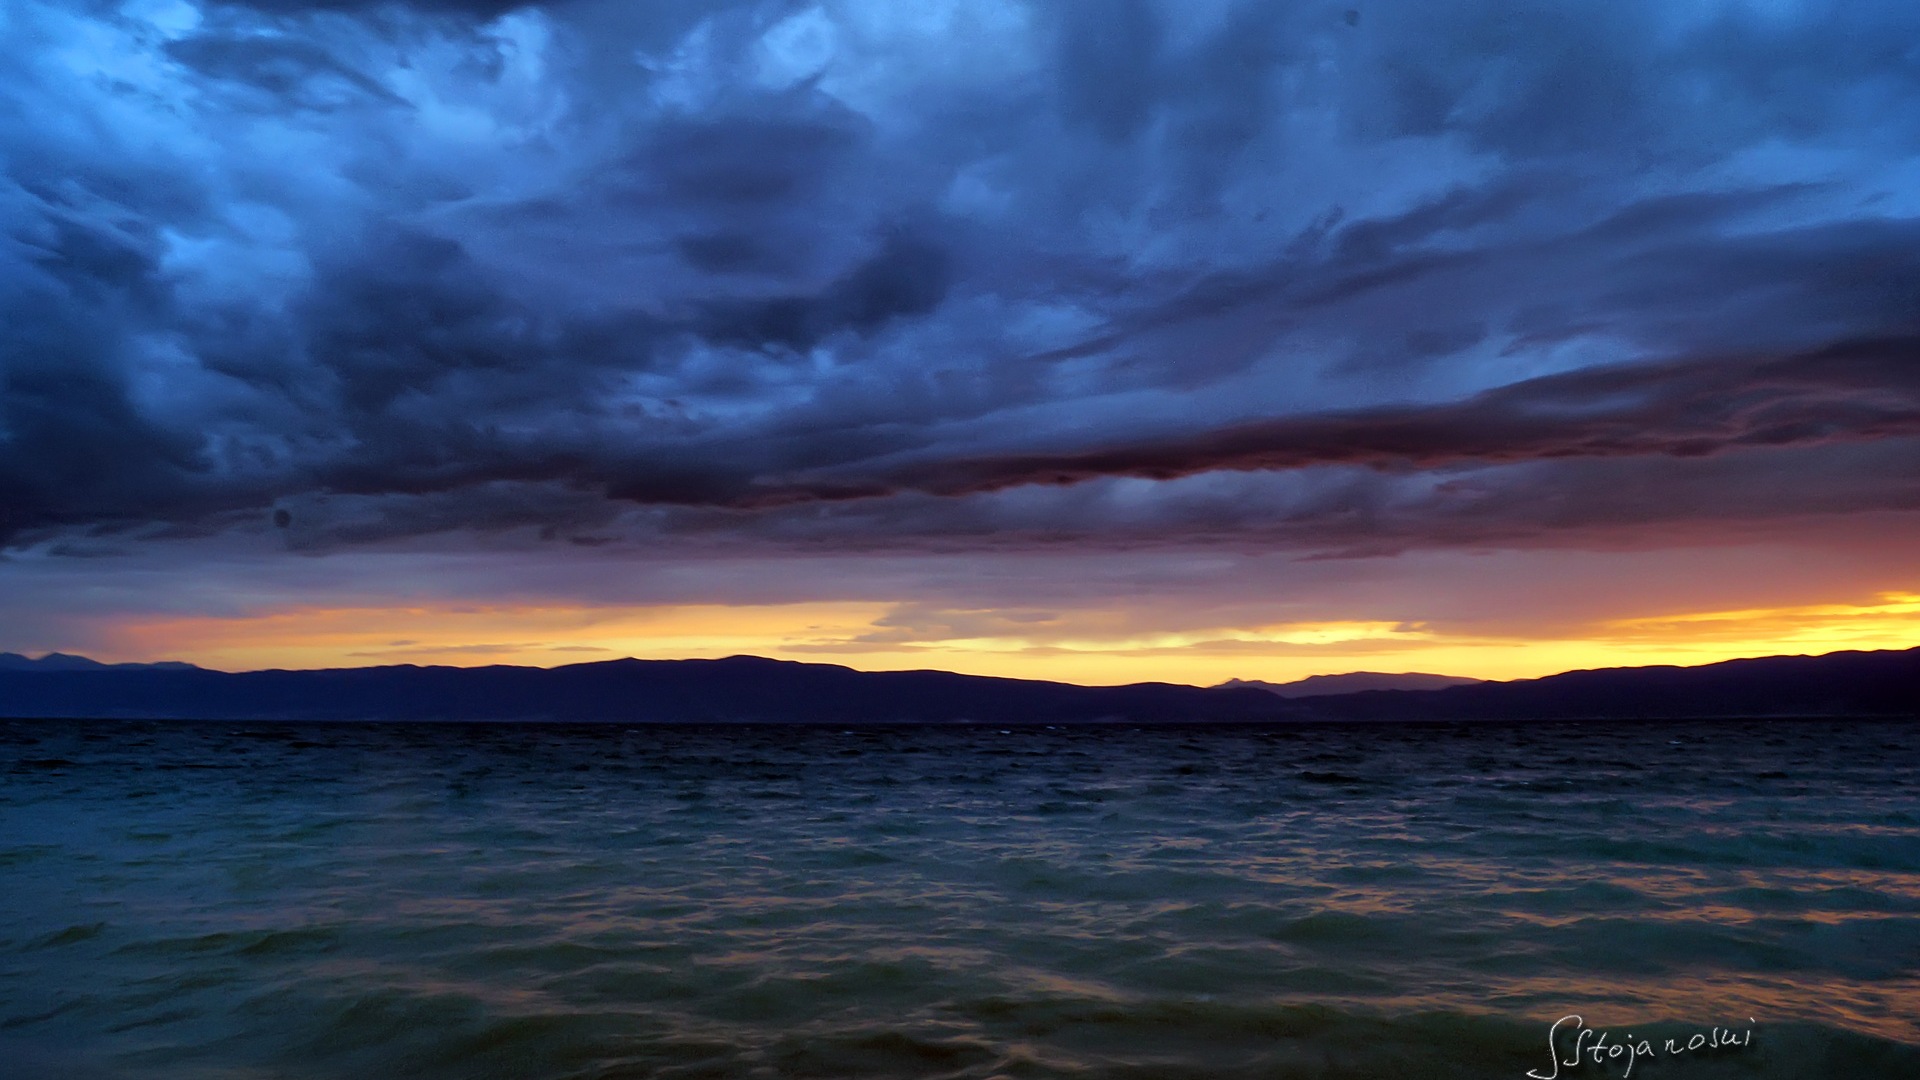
left=3, top=0, right=1919, bottom=685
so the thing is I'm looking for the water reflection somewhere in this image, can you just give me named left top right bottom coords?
left=1, top=718, right=1916, bottom=1077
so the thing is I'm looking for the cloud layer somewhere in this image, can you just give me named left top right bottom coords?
left=6, top=0, right=1920, bottom=560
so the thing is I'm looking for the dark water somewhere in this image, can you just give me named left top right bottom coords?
left=2, top=719, right=1917, bottom=1080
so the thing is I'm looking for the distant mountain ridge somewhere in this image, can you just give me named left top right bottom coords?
left=0, top=648, right=1914, bottom=723
left=1217, top=672, right=1484, bottom=697
left=0, top=652, right=203, bottom=672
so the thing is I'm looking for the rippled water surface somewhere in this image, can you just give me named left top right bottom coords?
left=2, top=718, right=1917, bottom=1079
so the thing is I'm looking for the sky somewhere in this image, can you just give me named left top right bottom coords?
left=3, top=0, right=1919, bottom=684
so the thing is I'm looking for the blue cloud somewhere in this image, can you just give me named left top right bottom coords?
left=3, top=0, right=1919, bottom=556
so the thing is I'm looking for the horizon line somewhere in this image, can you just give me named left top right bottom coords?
left=6, top=642, right=1915, bottom=689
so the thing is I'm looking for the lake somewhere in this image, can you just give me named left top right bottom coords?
left=2, top=718, right=1916, bottom=1078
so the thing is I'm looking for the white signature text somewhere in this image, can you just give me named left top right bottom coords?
left=1526, top=1014, right=1755, bottom=1078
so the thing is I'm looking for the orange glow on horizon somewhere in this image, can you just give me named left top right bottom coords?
left=78, top=590, right=1920, bottom=686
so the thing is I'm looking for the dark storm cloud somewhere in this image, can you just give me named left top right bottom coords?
left=164, top=32, right=407, bottom=108
left=1053, top=0, right=1160, bottom=143
left=647, top=111, right=862, bottom=207
left=0, top=174, right=226, bottom=539
left=7, top=0, right=1920, bottom=556
left=206, top=0, right=536, bottom=16
left=741, top=339, right=1920, bottom=503
left=692, top=228, right=952, bottom=350
left=296, top=231, right=557, bottom=414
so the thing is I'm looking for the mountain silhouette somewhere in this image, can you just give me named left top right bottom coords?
left=1217, top=672, right=1483, bottom=697
left=0, top=652, right=203, bottom=672
left=0, top=648, right=1914, bottom=723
